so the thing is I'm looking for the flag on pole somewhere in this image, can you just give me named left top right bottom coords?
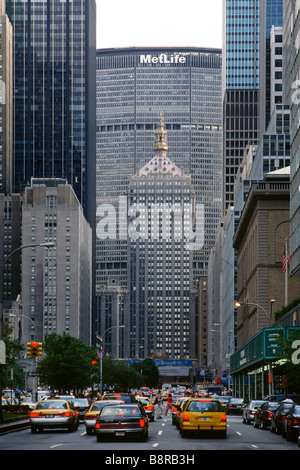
left=97, top=347, right=102, bottom=358
left=282, top=246, right=290, bottom=273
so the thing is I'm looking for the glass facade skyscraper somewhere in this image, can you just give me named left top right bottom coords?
left=223, top=0, right=283, bottom=212
left=5, top=0, right=96, bottom=223
left=96, top=47, right=222, bottom=359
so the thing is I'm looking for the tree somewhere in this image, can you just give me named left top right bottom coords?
left=1, top=323, right=25, bottom=389
left=37, top=333, right=97, bottom=392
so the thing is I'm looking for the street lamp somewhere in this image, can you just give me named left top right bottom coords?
left=235, top=301, right=269, bottom=318
left=96, top=325, right=125, bottom=397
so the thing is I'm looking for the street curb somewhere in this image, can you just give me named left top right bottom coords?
left=0, top=419, right=30, bottom=435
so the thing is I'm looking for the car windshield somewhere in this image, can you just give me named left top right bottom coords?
left=138, top=398, right=149, bottom=405
left=294, top=407, right=300, bottom=416
left=187, top=400, right=223, bottom=412
left=71, top=399, right=89, bottom=406
left=101, top=406, right=140, bottom=417
left=230, top=398, right=244, bottom=404
left=36, top=400, right=68, bottom=410
left=251, top=401, right=266, bottom=408
left=269, top=403, right=279, bottom=410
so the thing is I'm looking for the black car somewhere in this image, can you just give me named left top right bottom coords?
left=103, top=393, right=138, bottom=403
left=226, top=398, right=248, bottom=415
left=269, top=402, right=294, bottom=434
left=282, top=404, right=300, bottom=441
left=253, top=401, right=279, bottom=429
left=95, top=403, right=149, bottom=442
left=70, top=398, right=91, bottom=422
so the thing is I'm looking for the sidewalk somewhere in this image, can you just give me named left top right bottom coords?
left=0, top=418, right=30, bottom=435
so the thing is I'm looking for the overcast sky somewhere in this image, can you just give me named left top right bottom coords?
left=96, top=0, right=223, bottom=50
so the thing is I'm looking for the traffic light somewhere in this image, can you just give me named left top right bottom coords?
left=26, top=342, right=43, bottom=357
left=27, top=342, right=32, bottom=356
left=31, top=342, right=38, bottom=357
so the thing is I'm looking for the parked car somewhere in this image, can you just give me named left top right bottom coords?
left=29, top=399, right=79, bottom=433
left=282, top=404, right=300, bottom=441
left=70, top=398, right=91, bottom=422
left=253, top=401, right=280, bottom=429
left=242, top=400, right=267, bottom=424
left=179, top=398, right=227, bottom=438
left=226, top=397, right=248, bottom=415
left=269, top=401, right=294, bottom=434
left=84, top=400, right=124, bottom=435
left=95, top=403, right=149, bottom=442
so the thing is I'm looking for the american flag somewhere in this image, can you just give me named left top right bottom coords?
left=282, top=246, right=290, bottom=273
left=96, top=347, right=102, bottom=358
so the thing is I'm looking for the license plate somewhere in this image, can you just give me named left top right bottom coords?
left=115, top=431, right=125, bottom=436
left=46, top=415, right=54, bottom=419
left=201, top=417, right=209, bottom=421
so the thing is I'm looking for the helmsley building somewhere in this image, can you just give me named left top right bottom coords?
left=96, top=47, right=222, bottom=365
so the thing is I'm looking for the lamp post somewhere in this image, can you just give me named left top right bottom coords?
left=96, top=325, right=125, bottom=397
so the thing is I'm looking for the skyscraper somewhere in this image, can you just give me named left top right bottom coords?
left=5, top=0, right=96, bottom=224
left=0, top=0, right=12, bottom=194
left=222, top=0, right=283, bottom=212
left=283, top=0, right=300, bottom=277
left=96, top=47, right=223, bottom=359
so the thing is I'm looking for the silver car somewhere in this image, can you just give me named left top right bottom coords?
left=242, top=400, right=267, bottom=424
left=29, top=399, right=79, bottom=433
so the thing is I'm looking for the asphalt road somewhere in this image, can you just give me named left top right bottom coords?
left=0, top=408, right=298, bottom=455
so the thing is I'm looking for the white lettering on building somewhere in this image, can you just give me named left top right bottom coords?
left=140, top=53, right=186, bottom=65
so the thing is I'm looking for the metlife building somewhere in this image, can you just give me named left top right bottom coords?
left=96, top=47, right=222, bottom=360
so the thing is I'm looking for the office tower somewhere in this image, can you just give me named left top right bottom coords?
left=0, top=0, right=12, bottom=194
left=21, top=179, right=92, bottom=344
left=283, top=1, right=300, bottom=277
left=222, top=0, right=283, bottom=212
left=96, top=47, right=223, bottom=359
left=5, top=0, right=96, bottom=224
left=126, top=119, right=196, bottom=359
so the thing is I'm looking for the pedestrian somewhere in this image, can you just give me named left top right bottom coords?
left=156, top=390, right=163, bottom=419
left=165, top=393, right=173, bottom=416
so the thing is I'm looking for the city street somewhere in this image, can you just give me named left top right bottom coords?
left=0, top=407, right=298, bottom=453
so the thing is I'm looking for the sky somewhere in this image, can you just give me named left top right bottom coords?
left=96, top=0, right=223, bottom=50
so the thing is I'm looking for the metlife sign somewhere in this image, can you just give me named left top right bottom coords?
left=139, top=53, right=187, bottom=65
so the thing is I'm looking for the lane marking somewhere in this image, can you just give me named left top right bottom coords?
left=50, top=444, right=63, bottom=449
left=153, top=443, right=159, bottom=447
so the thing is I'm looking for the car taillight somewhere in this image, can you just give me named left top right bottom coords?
left=64, top=412, right=72, bottom=417
left=95, top=422, right=100, bottom=429
left=30, top=412, right=40, bottom=418
left=228, top=404, right=233, bottom=408
left=268, top=412, right=272, bottom=418
left=183, top=414, right=189, bottom=421
left=146, top=405, right=153, bottom=411
left=290, top=418, right=300, bottom=426
left=140, top=419, right=145, bottom=427
left=221, top=414, right=227, bottom=422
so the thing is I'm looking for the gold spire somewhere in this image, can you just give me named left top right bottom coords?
left=153, top=115, right=168, bottom=152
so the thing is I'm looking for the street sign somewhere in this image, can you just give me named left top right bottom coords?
left=0, top=340, right=6, bottom=365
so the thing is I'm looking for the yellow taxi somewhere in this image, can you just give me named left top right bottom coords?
left=135, top=396, right=155, bottom=421
left=29, top=398, right=79, bottom=433
left=84, top=400, right=124, bottom=435
left=179, top=398, right=227, bottom=438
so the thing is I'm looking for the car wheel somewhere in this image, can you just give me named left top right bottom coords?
left=96, top=434, right=102, bottom=442
left=31, top=425, right=37, bottom=434
left=86, top=428, right=93, bottom=435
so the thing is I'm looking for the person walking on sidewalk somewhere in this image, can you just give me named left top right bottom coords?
left=156, top=390, right=163, bottom=419
left=165, top=393, right=173, bottom=416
